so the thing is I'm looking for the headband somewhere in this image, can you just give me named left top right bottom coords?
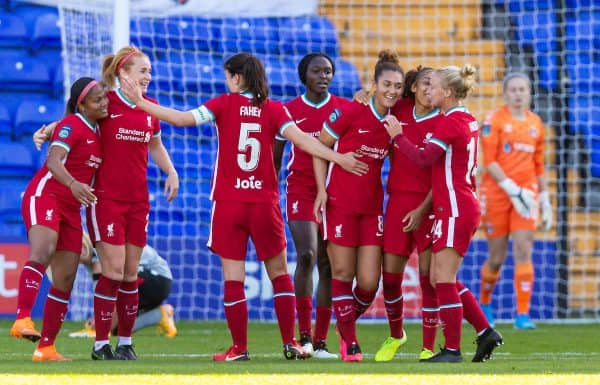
left=76, top=80, right=99, bottom=105
left=116, top=51, right=138, bottom=73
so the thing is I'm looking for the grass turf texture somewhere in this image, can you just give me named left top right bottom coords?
left=0, top=321, right=598, bottom=384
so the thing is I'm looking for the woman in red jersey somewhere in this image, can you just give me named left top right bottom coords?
left=120, top=52, right=368, bottom=362
left=32, top=46, right=179, bottom=361
left=384, top=65, right=503, bottom=363
left=312, top=50, right=403, bottom=362
left=10, top=77, right=107, bottom=361
left=272, top=53, right=348, bottom=359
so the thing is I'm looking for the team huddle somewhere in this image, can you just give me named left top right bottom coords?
left=8, top=45, right=550, bottom=364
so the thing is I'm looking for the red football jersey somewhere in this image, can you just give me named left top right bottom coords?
left=201, top=92, right=294, bottom=203
left=388, top=98, right=441, bottom=194
left=93, top=89, right=161, bottom=202
left=323, top=98, right=390, bottom=215
left=26, top=113, right=102, bottom=207
left=283, top=93, right=349, bottom=199
left=429, top=106, right=480, bottom=217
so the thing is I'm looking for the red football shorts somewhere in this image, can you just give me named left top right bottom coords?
left=286, top=194, right=318, bottom=224
left=323, top=204, right=383, bottom=247
left=384, top=192, right=434, bottom=256
left=22, top=192, right=83, bottom=254
left=431, top=213, right=480, bottom=256
left=208, top=200, right=287, bottom=261
left=87, top=197, right=149, bottom=247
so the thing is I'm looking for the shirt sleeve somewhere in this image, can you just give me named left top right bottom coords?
left=322, top=103, right=353, bottom=140
left=394, top=134, right=447, bottom=167
left=50, top=120, right=77, bottom=152
left=272, top=103, right=294, bottom=137
left=193, top=95, right=222, bottom=125
left=480, top=110, right=501, bottom=167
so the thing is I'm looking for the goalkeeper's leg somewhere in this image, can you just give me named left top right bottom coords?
left=512, top=230, right=536, bottom=329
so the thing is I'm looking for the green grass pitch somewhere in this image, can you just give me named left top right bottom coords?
left=0, top=320, right=598, bottom=385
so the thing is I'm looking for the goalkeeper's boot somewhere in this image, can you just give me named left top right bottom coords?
left=419, top=348, right=435, bottom=361
left=158, top=304, right=178, bottom=338
left=480, top=304, right=495, bottom=327
left=115, top=344, right=138, bottom=360
left=313, top=340, right=338, bottom=359
left=32, top=345, right=71, bottom=362
left=514, top=313, right=536, bottom=329
left=91, top=344, right=115, bottom=360
left=374, top=331, right=407, bottom=362
left=10, top=317, right=41, bottom=342
left=422, top=348, right=462, bottom=363
left=213, top=345, right=249, bottom=361
left=472, top=327, right=503, bottom=362
left=299, top=334, right=314, bottom=356
left=342, top=342, right=363, bottom=362
left=283, top=340, right=309, bottom=360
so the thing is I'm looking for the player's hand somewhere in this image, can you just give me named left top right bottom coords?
left=69, top=181, right=97, bottom=207
left=33, top=121, right=57, bottom=150
left=539, top=190, right=553, bottom=231
left=120, top=76, right=143, bottom=104
left=499, top=178, right=536, bottom=218
left=353, top=89, right=370, bottom=105
left=164, top=170, right=179, bottom=202
left=337, top=152, right=368, bottom=176
left=383, top=115, right=407, bottom=139
left=402, top=206, right=425, bottom=232
left=313, top=190, right=327, bottom=224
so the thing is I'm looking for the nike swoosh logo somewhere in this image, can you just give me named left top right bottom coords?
left=110, top=114, right=122, bottom=119
left=358, top=129, right=369, bottom=134
left=339, top=310, right=353, bottom=317
left=225, top=354, right=247, bottom=361
left=295, top=118, right=307, bottom=124
left=87, top=139, right=95, bottom=144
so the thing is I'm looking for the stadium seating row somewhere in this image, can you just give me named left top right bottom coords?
left=0, top=8, right=59, bottom=53
left=131, top=15, right=340, bottom=58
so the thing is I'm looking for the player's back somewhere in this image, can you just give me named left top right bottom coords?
left=430, top=106, right=480, bottom=217
left=206, top=92, right=293, bottom=204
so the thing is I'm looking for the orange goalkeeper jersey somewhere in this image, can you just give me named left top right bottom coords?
left=480, top=105, right=545, bottom=192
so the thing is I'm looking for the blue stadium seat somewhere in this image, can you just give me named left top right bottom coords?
left=52, top=65, right=64, bottom=97
left=567, top=96, right=600, bottom=135
left=11, top=2, right=58, bottom=35
left=513, top=11, right=557, bottom=52
left=0, top=142, right=35, bottom=178
left=30, top=13, right=61, bottom=52
left=0, top=11, right=28, bottom=48
left=0, top=54, right=52, bottom=93
left=259, top=55, right=301, bottom=98
left=565, top=10, right=600, bottom=51
left=14, top=98, right=64, bottom=140
left=330, top=58, right=362, bottom=99
left=220, top=17, right=279, bottom=55
left=0, top=179, right=27, bottom=213
left=0, top=103, right=11, bottom=139
left=131, top=16, right=220, bottom=52
left=508, top=0, right=555, bottom=12
left=277, top=16, right=339, bottom=58
left=166, top=51, right=225, bottom=94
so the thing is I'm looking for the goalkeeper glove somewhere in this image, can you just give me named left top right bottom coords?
left=539, top=190, right=553, bottom=231
left=499, top=178, right=536, bottom=218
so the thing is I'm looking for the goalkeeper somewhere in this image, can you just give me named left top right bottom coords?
left=478, top=72, right=553, bottom=330
left=67, top=233, right=177, bottom=339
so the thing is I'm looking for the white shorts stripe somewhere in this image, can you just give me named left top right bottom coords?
left=446, top=217, right=456, bottom=248
left=207, top=201, right=216, bottom=248
left=29, top=196, right=37, bottom=226
left=90, top=203, right=101, bottom=242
